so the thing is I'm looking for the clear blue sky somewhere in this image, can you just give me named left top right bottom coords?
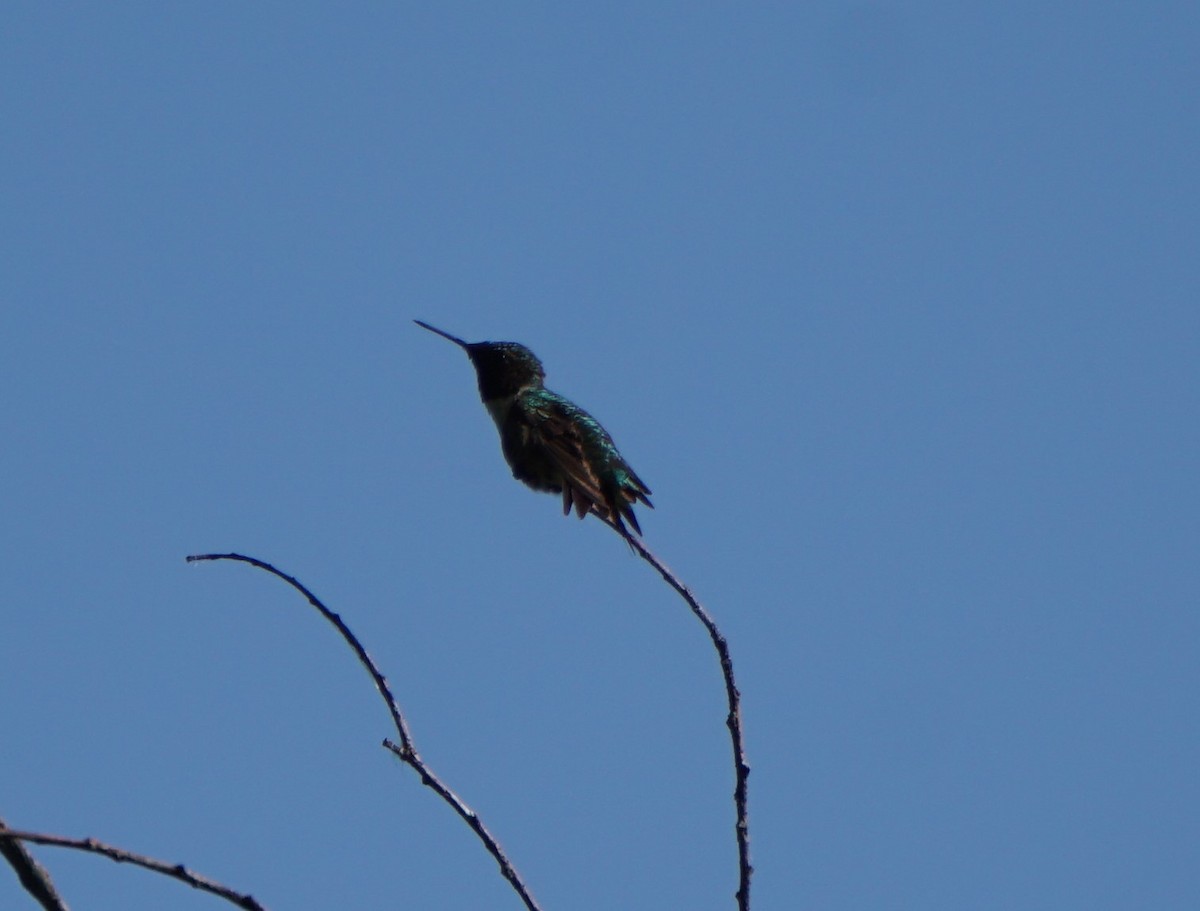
left=2, top=4, right=1197, bottom=909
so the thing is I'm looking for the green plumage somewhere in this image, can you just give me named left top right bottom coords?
left=415, top=321, right=653, bottom=535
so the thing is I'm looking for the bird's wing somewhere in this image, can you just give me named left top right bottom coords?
left=514, top=398, right=605, bottom=520
left=530, top=397, right=651, bottom=535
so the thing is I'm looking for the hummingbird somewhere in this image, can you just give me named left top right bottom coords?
left=414, top=320, right=653, bottom=536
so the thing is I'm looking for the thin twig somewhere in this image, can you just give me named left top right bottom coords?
left=187, top=552, right=413, bottom=749
left=382, top=738, right=534, bottom=904
left=606, top=521, right=752, bottom=911
left=186, top=552, right=543, bottom=911
left=0, top=817, right=70, bottom=911
left=0, top=829, right=265, bottom=911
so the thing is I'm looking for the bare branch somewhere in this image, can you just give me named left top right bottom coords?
left=383, top=739, right=534, bottom=905
left=186, top=552, right=543, bottom=911
left=607, top=521, right=753, bottom=911
left=186, top=552, right=413, bottom=749
left=0, top=829, right=265, bottom=911
left=0, top=817, right=70, bottom=911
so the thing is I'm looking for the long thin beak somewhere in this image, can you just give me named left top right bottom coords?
left=414, top=320, right=470, bottom=349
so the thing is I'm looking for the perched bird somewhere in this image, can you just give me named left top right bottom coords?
left=415, top=320, right=653, bottom=536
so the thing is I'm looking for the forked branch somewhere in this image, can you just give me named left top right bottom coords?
left=0, top=827, right=265, bottom=910
left=186, top=552, right=542, bottom=911
left=0, top=816, right=70, bottom=911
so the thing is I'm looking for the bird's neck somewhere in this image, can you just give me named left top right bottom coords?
left=482, top=383, right=541, bottom=429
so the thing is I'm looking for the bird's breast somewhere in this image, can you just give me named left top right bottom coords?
left=483, top=396, right=515, bottom=432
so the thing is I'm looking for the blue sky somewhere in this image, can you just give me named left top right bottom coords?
left=2, top=4, right=1197, bottom=909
